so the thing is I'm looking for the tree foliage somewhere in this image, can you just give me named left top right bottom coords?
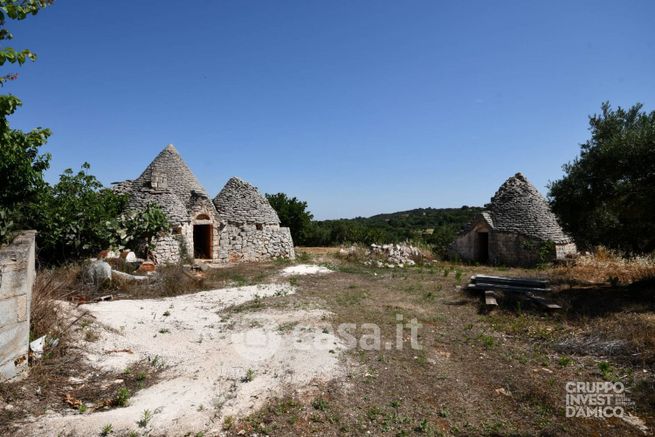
left=121, top=203, right=169, bottom=259
left=34, top=164, right=128, bottom=261
left=549, top=102, right=655, bottom=253
left=266, top=192, right=480, bottom=256
left=0, top=0, right=52, bottom=85
left=0, top=95, right=50, bottom=212
left=0, top=0, right=52, bottom=244
left=32, top=164, right=170, bottom=262
left=265, top=193, right=314, bottom=244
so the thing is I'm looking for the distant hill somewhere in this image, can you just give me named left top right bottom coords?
left=304, top=206, right=483, bottom=256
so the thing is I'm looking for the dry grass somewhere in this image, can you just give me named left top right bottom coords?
left=222, top=256, right=653, bottom=436
left=30, top=266, right=79, bottom=341
left=112, top=262, right=281, bottom=299
left=551, top=246, right=655, bottom=286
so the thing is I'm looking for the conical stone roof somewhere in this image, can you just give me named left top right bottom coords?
left=213, top=177, right=280, bottom=225
left=127, top=189, right=189, bottom=224
left=132, top=144, right=209, bottom=208
left=122, top=144, right=210, bottom=225
left=485, top=173, right=572, bottom=243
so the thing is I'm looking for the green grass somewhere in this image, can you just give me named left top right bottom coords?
left=114, top=387, right=131, bottom=407
left=312, top=397, right=329, bottom=411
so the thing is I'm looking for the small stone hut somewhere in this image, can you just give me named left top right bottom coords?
left=450, top=173, right=576, bottom=266
left=114, top=144, right=295, bottom=264
left=213, top=177, right=294, bottom=263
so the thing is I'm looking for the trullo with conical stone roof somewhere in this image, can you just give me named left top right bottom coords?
left=113, top=145, right=295, bottom=264
left=450, top=173, right=576, bottom=266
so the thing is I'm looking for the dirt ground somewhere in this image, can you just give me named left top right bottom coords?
left=2, top=251, right=654, bottom=436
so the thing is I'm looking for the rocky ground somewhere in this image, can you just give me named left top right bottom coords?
left=2, top=251, right=654, bottom=436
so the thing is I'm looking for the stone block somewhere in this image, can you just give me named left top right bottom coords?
left=0, top=322, right=29, bottom=365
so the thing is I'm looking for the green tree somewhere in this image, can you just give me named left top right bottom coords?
left=549, top=102, right=655, bottom=252
left=0, top=96, right=50, bottom=209
left=265, top=193, right=314, bottom=245
left=35, top=164, right=128, bottom=261
left=0, top=0, right=52, bottom=243
left=122, top=203, right=169, bottom=259
left=0, top=0, right=52, bottom=85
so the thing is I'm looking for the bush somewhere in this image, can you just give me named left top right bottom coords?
left=549, top=102, right=655, bottom=253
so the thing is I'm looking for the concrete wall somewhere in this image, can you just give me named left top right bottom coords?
left=0, top=231, right=36, bottom=381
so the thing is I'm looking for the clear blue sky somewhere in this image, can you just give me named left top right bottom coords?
left=6, top=0, right=655, bottom=219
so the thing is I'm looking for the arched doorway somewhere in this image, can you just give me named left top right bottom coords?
left=193, top=214, right=213, bottom=259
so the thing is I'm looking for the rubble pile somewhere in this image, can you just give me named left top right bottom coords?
left=339, top=243, right=426, bottom=268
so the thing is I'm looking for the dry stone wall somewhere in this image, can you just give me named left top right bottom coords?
left=0, top=231, right=36, bottom=381
left=217, top=225, right=295, bottom=263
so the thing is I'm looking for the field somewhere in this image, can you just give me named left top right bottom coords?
left=1, top=249, right=654, bottom=436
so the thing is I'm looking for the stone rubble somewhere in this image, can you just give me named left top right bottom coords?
left=340, top=243, right=425, bottom=268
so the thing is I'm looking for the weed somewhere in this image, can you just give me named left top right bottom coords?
left=598, top=361, right=616, bottom=380
left=242, top=368, right=255, bottom=383
left=274, top=288, right=288, bottom=297
left=366, top=405, right=382, bottom=421
left=479, top=334, right=495, bottom=349
left=100, top=424, right=113, bottom=436
left=84, top=330, right=100, bottom=342
left=137, top=409, right=153, bottom=427
left=149, top=355, right=165, bottom=369
left=158, top=328, right=170, bottom=334
left=114, top=387, right=131, bottom=407
left=223, top=415, right=235, bottom=430
left=558, top=356, right=573, bottom=367
left=78, top=403, right=87, bottom=413
left=312, top=397, right=328, bottom=411
left=415, top=418, right=435, bottom=434
left=278, top=321, right=298, bottom=333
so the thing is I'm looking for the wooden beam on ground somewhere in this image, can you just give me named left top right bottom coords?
left=525, top=292, right=562, bottom=310
left=467, top=283, right=552, bottom=293
left=472, top=274, right=549, bottom=288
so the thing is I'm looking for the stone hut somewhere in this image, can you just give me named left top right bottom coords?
left=213, top=177, right=295, bottom=263
left=115, top=145, right=294, bottom=264
left=450, top=173, right=576, bottom=266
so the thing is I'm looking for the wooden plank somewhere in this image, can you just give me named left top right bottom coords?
left=525, top=292, right=562, bottom=310
left=472, top=274, right=549, bottom=288
left=468, top=283, right=552, bottom=293
left=484, top=290, right=498, bottom=307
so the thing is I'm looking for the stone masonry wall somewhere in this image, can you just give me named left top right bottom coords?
left=488, top=232, right=542, bottom=266
left=0, top=231, right=36, bottom=381
left=449, top=221, right=490, bottom=262
left=151, top=227, right=190, bottom=264
left=217, top=224, right=295, bottom=263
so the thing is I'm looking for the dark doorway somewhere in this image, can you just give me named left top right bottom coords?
left=476, top=232, right=489, bottom=263
left=193, top=224, right=212, bottom=259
